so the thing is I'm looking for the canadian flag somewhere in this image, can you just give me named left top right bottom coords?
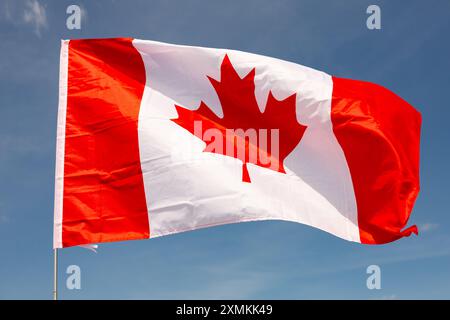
left=54, top=38, right=421, bottom=248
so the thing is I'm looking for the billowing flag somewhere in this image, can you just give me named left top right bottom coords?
left=54, top=38, right=421, bottom=248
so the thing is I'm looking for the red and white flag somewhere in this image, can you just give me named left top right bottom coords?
left=54, top=38, right=421, bottom=248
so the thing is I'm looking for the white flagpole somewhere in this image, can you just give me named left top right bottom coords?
left=53, top=248, right=58, bottom=300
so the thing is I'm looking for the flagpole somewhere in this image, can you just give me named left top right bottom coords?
left=53, top=248, right=58, bottom=300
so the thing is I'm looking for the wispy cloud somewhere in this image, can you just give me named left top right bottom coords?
left=289, top=238, right=450, bottom=280
left=22, top=0, right=47, bottom=36
left=1, top=0, right=48, bottom=37
left=419, top=223, right=439, bottom=233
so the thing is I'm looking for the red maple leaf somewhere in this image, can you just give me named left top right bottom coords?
left=172, top=54, right=307, bottom=183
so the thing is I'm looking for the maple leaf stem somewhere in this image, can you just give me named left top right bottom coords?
left=242, top=163, right=251, bottom=183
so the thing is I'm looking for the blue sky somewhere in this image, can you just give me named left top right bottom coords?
left=0, top=0, right=449, bottom=299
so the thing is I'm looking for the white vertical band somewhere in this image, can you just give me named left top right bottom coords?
left=53, top=40, right=69, bottom=249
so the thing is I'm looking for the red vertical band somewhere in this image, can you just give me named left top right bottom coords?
left=62, top=38, right=149, bottom=247
left=331, top=77, right=421, bottom=244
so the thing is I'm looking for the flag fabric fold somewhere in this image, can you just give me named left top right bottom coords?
left=54, top=38, right=421, bottom=248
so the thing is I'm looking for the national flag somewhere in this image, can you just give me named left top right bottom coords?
left=54, top=38, right=421, bottom=248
